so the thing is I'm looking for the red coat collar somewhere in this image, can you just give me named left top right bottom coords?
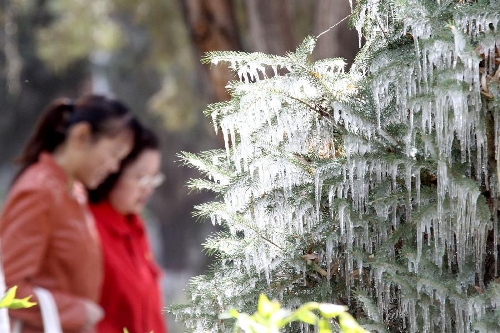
left=89, top=201, right=145, bottom=238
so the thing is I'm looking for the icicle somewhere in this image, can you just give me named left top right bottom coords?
left=325, top=235, right=334, bottom=280
left=415, top=167, right=421, bottom=206
left=315, top=168, right=324, bottom=223
left=221, top=124, right=231, bottom=159
left=338, top=204, right=346, bottom=237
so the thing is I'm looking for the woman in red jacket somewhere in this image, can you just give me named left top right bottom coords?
left=0, top=95, right=136, bottom=333
left=88, top=126, right=167, bottom=333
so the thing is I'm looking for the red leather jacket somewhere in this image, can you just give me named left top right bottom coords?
left=90, top=201, right=167, bottom=333
left=0, top=153, right=103, bottom=333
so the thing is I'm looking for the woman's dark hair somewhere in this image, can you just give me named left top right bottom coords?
left=88, top=125, right=160, bottom=203
left=14, top=95, right=135, bottom=182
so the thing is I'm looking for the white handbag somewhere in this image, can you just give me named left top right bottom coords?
left=12, top=287, right=62, bottom=333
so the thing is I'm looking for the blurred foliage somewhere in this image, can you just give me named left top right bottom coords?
left=3, top=0, right=357, bottom=132
left=111, top=0, right=208, bottom=132
left=36, top=0, right=123, bottom=72
left=16, top=0, right=204, bottom=132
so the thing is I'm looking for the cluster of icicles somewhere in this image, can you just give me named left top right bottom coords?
left=359, top=2, right=498, bottom=332
left=198, top=1, right=500, bottom=333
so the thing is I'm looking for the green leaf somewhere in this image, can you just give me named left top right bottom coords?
left=294, top=309, right=319, bottom=325
left=257, top=294, right=280, bottom=317
left=7, top=296, right=37, bottom=309
left=236, top=313, right=261, bottom=332
left=220, top=308, right=241, bottom=319
left=318, top=318, right=332, bottom=333
left=318, top=303, right=349, bottom=318
left=0, top=286, right=36, bottom=309
left=0, top=286, right=17, bottom=308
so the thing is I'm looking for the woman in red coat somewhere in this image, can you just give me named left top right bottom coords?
left=88, top=126, right=167, bottom=333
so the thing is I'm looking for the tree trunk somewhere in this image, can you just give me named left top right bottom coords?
left=313, top=0, right=359, bottom=66
left=244, top=0, right=295, bottom=55
left=179, top=0, right=242, bottom=102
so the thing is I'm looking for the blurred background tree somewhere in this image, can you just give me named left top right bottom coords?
left=0, top=0, right=359, bottom=331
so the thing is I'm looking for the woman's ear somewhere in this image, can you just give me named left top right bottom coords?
left=67, top=122, right=93, bottom=148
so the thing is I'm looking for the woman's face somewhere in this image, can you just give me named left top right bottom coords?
left=109, top=149, right=162, bottom=215
left=75, top=130, right=134, bottom=189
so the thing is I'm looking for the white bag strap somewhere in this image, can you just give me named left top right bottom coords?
left=12, top=287, right=62, bottom=333
left=11, top=319, right=21, bottom=333
left=33, top=287, right=62, bottom=333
